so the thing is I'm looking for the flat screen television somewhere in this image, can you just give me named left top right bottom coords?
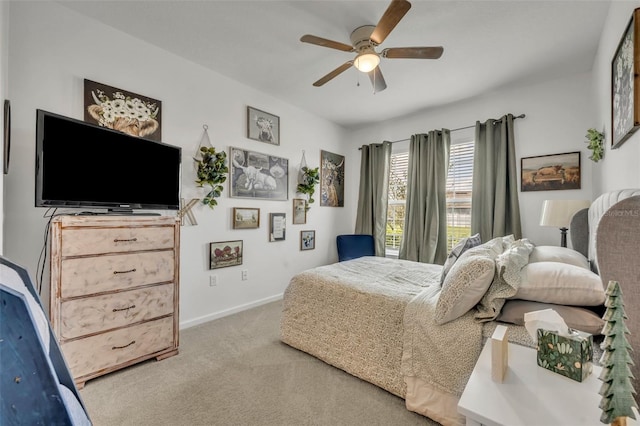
left=35, top=109, right=181, bottom=212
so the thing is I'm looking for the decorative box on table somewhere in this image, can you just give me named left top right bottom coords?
left=536, top=328, right=593, bottom=382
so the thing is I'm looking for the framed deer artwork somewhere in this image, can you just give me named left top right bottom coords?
left=320, top=150, right=345, bottom=207
left=229, top=147, right=288, bottom=200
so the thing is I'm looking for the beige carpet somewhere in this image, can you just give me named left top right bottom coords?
left=80, top=300, right=440, bottom=426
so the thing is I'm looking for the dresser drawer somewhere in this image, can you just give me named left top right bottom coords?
left=59, top=283, right=174, bottom=339
left=62, top=317, right=174, bottom=379
left=60, top=251, right=174, bottom=298
left=60, top=226, right=174, bottom=257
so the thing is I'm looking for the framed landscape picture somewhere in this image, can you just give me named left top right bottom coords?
left=247, top=106, right=279, bottom=145
left=611, top=8, right=640, bottom=149
left=292, top=198, right=306, bottom=224
left=300, top=230, right=315, bottom=251
left=269, top=213, right=286, bottom=242
left=230, top=147, right=288, bottom=200
left=320, top=150, right=345, bottom=207
left=232, top=207, right=260, bottom=229
left=209, top=240, right=243, bottom=269
left=520, top=152, right=581, bottom=192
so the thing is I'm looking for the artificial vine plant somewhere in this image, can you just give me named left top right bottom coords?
left=585, top=128, right=604, bottom=163
left=194, top=146, right=228, bottom=209
left=297, top=166, right=320, bottom=211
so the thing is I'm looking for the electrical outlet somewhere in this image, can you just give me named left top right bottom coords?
left=241, top=270, right=248, bottom=281
left=209, top=275, right=218, bottom=286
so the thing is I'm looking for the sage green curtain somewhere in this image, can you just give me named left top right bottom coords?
left=471, top=114, right=522, bottom=241
left=399, top=130, right=451, bottom=264
left=355, top=141, right=392, bottom=256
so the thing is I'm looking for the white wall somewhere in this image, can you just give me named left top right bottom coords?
left=6, top=2, right=358, bottom=327
left=0, top=0, right=8, bottom=254
left=347, top=72, right=597, bottom=248
left=592, top=1, right=640, bottom=194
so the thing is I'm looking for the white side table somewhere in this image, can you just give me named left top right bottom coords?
left=458, top=340, right=637, bottom=426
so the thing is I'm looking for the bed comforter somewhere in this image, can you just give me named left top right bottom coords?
left=280, top=241, right=536, bottom=426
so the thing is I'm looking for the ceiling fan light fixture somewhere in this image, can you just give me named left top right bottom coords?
left=354, top=51, right=380, bottom=73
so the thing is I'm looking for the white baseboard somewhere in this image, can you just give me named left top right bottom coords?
left=179, top=293, right=283, bottom=329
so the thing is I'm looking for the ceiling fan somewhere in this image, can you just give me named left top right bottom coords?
left=300, top=0, right=444, bottom=92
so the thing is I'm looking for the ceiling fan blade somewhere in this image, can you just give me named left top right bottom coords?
left=382, top=46, right=444, bottom=59
left=368, top=67, right=387, bottom=93
left=313, top=61, right=354, bottom=87
left=370, top=0, right=412, bottom=45
left=300, top=34, right=354, bottom=52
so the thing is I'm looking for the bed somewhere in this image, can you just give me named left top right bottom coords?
left=280, top=189, right=640, bottom=426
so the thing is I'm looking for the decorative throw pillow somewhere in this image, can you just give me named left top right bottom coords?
left=497, top=299, right=605, bottom=335
left=529, top=246, right=589, bottom=270
left=513, top=262, right=605, bottom=306
left=435, top=242, right=499, bottom=325
left=440, top=233, right=481, bottom=284
left=474, top=237, right=535, bottom=321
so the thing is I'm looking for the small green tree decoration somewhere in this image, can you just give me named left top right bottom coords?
left=599, top=280, right=638, bottom=426
left=296, top=166, right=320, bottom=211
left=585, top=128, right=605, bottom=163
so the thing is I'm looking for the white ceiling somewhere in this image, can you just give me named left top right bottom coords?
left=57, top=0, right=611, bottom=130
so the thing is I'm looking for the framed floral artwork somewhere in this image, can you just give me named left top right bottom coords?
left=84, top=79, right=162, bottom=141
left=611, top=8, right=640, bottom=149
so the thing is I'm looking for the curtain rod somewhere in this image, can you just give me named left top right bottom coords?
left=383, top=113, right=526, bottom=145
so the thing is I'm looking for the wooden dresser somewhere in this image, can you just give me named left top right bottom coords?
left=49, top=215, right=180, bottom=388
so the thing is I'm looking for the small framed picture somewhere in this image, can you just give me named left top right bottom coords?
left=209, top=240, right=243, bottom=269
left=247, top=106, right=280, bottom=145
left=300, top=230, right=315, bottom=251
left=520, top=151, right=581, bottom=192
left=269, top=213, right=286, bottom=242
left=292, top=198, right=307, bottom=224
left=233, top=207, right=260, bottom=229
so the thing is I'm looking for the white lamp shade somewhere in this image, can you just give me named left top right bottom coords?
left=354, top=52, right=380, bottom=73
left=539, top=199, right=591, bottom=228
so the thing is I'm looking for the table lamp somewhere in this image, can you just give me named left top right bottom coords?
left=539, top=199, right=591, bottom=247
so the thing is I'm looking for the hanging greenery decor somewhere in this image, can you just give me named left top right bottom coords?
left=194, top=145, right=228, bottom=209
left=296, top=166, right=320, bottom=211
left=585, top=128, right=604, bottom=162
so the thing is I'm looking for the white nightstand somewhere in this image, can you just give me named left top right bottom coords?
left=458, top=339, right=637, bottom=426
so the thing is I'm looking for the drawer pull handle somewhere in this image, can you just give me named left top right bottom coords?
left=113, top=304, right=136, bottom=313
left=112, top=340, right=136, bottom=350
left=113, top=268, right=137, bottom=275
left=114, top=237, right=138, bottom=243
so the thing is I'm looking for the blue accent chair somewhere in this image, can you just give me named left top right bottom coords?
left=336, top=234, right=376, bottom=262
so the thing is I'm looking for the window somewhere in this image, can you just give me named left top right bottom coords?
left=384, top=139, right=475, bottom=256
left=446, top=141, right=474, bottom=250
left=386, top=150, right=408, bottom=256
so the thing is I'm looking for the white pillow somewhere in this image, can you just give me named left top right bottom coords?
left=529, top=246, right=589, bottom=270
left=514, top=262, right=605, bottom=306
left=435, top=241, right=499, bottom=325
